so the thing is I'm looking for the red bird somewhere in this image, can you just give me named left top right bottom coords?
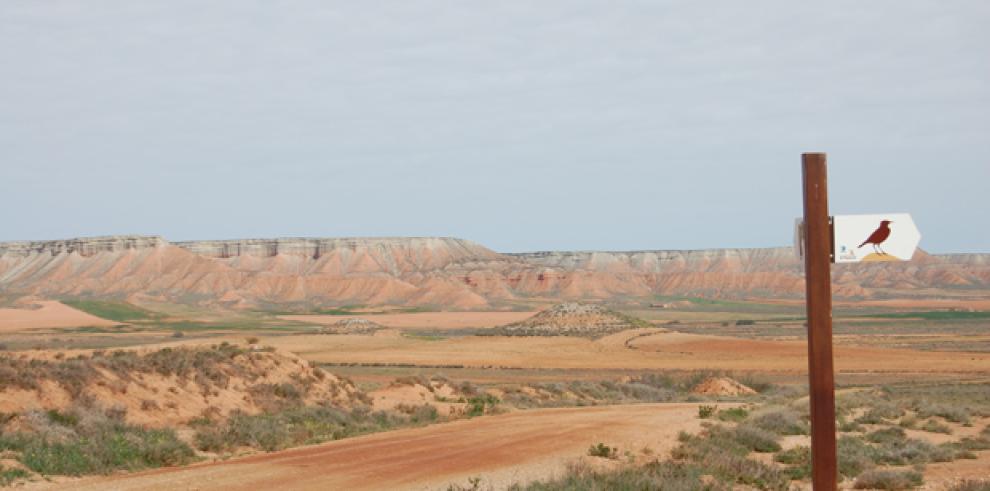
left=858, top=220, right=893, bottom=255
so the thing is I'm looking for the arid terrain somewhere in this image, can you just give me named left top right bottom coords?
left=2, top=235, right=989, bottom=490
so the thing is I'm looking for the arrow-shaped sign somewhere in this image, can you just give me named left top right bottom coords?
left=794, top=213, right=921, bottom=264
left=833, top=213, right=921, bottom=263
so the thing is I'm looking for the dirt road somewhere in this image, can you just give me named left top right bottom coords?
left=55, top=403, right=705, bottom=491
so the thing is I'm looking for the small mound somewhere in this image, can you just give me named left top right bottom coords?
left=492, top=302, right=652, bottom=337
left=319, top=317, right=385, bottom=335
left=691, top=377, right=757, bottom=396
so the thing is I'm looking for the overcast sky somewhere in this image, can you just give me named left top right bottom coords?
left=1, top=1, right=987, bottom=253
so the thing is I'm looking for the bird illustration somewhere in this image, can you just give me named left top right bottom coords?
left=858, top=220, right=893, bottom=255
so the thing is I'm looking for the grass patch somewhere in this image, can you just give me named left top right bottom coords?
left=61, top=300, right=159, bottom=322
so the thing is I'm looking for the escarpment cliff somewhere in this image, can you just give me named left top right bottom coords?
left=0, top=235, right=987, bottom=309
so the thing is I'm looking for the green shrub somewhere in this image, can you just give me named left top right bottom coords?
left=717, top=407, right=749, bottom=422
left=587, top=443, right=617, bottom=459
left=506, top=460, right=714, bottom=491
left=672, top=429, right=790, bottom=490
left=898, top=415, right=918, bottom=429
left=837, top=435, right=876, bottom=478
left=9, top=408, right=194, bottom=476
left=733, top=425, right=782, bottom=453
left=749, top=408, right=808, bottom=435
left=920, top=418, right=952, bottom=434
left=853, top=469, right=922, bottom=490
left=774, top=446, right=811, bottom=480
left=866, top=427, right=906, bottom=444
left=698, top=405, right=718, bottom=419
left=466, top=395, right=499, bottom=417
left=947, top=481, right=990, bottom=491
left=194, top=405, right=435, bottom=453
left=0, top=465, right=30, bottom=486
left=916, top=403, right=970, bottom=424
left=872, top=438, right=937, bottom=466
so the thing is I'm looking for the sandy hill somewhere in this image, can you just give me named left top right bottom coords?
left=492, top=302, right=653, bottom=337
left=1, top=235, right=988, bottom=309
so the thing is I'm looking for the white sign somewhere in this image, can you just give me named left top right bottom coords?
left=833, top=213, right=921, bottom=263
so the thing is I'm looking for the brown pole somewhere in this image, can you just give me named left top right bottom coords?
left=802, top=153, right=838, bottom=490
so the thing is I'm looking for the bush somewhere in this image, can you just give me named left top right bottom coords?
left=866, top=427, right=906, bottom=445
left=916, top=403, right=970, bottom=424
left=749, top=408, right=808, bottom=435
left=717, top=407, right=749, bottom=422
left=872, top=438, right=937, bottom=466
left=853, top=469, right=923, bottom=490
left=774, top=446, right=811, bottom=480
left=507, top=460, right=713, bottom=491
left=5, top=407, right=195, bottom=476
left=672, top=429, right=790, bottom=490
left=466, top=395, right=499, bottom=417
left=0, top=466, right=30, bottom=486
left=733, top=425, right=781, bottom=453
left=194, top=405, right=435, bottom=453
left=947, top=481, right=990, bottom=491
left=837, top=435, right=876, bottom=478
left=698, top=405, right=718, bottom=419
left=587, top=443, right=617, bottom=459
left=921, top=418, right=952, bottom=434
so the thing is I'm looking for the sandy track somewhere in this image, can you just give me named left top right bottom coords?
left=55, top=404, right=705, bottom=491
left=0, top=300, right=117, bottom=332
left=280, top=311, right=536, bottom=330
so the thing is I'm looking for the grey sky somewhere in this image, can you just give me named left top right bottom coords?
left=1, top=1, right=988, bottom=253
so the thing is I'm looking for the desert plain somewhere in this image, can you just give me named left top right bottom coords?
left=1, top=236, right=989, bottom=490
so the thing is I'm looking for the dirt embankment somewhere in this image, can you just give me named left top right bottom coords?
left=0, top=344, right=360, bottom=427
left=47, top=403, right=708, bottom=491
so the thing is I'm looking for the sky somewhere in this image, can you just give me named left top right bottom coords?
left=1, top=1, right=988, bottom=253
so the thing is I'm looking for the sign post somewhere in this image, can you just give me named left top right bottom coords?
left=801, top=153, right=838, bottom=490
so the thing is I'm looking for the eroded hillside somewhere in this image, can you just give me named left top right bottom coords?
left=0, top=235, right=987, bottom=309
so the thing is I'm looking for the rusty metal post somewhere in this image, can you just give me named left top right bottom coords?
left=802, top=153, right=838, bottom=490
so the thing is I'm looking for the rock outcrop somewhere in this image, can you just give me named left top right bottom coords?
left=0, top=235, right=987, bottom=309
left=492, top=302, right=653, bottom=337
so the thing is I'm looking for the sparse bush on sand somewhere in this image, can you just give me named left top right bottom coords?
left=698, top=404, right=717, bottom=419
left=853, top=469, right=923, bottom=490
